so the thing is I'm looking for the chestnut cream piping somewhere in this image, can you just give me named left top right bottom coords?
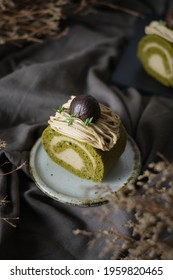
left=145, top=21, right=173, bottom=43
left=48, top=96, right=120, bottom=151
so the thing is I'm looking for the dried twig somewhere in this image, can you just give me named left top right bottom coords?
left=0, top=161, right=9, bottom=168
left=0, top=0, right=68, bottom=44
left=0, top=0, right=144, bottom=45
left=0, top=196, right=10, bottom=206
left=0, top=161, right=27, bottom=176
left=0, top=217, right=19, bottom=227
left=75, top=156, right=173, bottom=260
left=0, top=0, right=14, bottom=10
left=92, top=0, right=145, bottom=19
left=0, top=156, right=26, bottom=227
left=0, top=139, right=6, bottom=150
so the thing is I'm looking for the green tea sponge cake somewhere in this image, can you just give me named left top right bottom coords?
left=42, top=95, right=127, bottom=182
left=137, top=19, right=173, bottom=86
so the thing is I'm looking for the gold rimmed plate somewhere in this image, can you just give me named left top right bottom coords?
left=29, top=135, right=141, bottom=206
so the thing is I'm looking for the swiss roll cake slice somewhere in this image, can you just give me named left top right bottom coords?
left=41, top=95, right=127, bottom=182
left=137, top=21, right=173, bottom=86
left=42, top=124, right=127, bottom=182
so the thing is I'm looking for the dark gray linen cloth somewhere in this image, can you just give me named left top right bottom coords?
left=0, top=0, right=173, bottom=259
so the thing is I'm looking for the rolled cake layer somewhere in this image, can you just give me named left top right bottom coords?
left=137, top=19, right=173, bottom=87
left=42, top=124, right=127, bottom=182
left=138, top=34, right=173, bottom=86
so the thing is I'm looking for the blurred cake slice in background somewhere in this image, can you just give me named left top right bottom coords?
left=137, top=18, right=173, bottom=87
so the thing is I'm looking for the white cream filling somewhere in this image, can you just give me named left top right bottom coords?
left=56, top=149, right=84, bottom=170
left=50, top=135, right=96, bottom=170
left=149, top=54, right=169, bottom=77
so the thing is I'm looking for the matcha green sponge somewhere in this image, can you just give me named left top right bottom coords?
left=41, top=124, right=127, bottom=183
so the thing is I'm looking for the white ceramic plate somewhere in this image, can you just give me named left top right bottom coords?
left=29, top=136, right=141, bottom=206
